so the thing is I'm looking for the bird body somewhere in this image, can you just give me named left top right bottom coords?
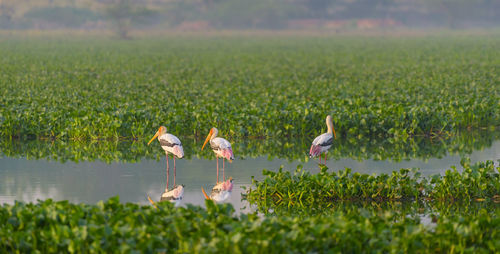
left=309, top=133, right=334, bottom=157
left=161, top=185, right=184, bottom=202
left=309, top=115, right=336, bottom=163
left=158, top=133, right=184, bottom=158
left=210, top=137, right=234, bottom=161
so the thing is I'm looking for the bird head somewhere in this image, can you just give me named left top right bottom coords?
left=148, top=126, right=166, bottom=145
left=201, top=127, right=217, bottom=150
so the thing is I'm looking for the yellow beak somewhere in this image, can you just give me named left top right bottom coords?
left=148, top=131, right=159, bottom=145
left=332, top=125, right=337, bottom=139
left=201, top=129, right=212, bottom=150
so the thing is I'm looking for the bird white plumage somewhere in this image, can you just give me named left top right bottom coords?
left=311, top=133, right=334, bottom=154
left=161, top=184, right=184, bottom=201
left=210, top=137, right=233, bottom=159
left=159, top=133, right=184, bottom=158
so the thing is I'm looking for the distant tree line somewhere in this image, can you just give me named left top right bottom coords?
left=0, top=0, right=499, bottom=35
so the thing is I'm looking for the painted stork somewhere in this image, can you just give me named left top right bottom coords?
left=202, top=177, right=233, bottom=202
left=309, top=115, right=337, bottom=164
left=148, top=126, right=184, bottom=188
left=201, top=127, right=234, bottom=182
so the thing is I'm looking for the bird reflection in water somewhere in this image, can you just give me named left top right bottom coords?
left=160, top=184, right=184, bottom=206
left=148, top=181, right=184, bottom=207
left=202, top=177, right=234, bottom=203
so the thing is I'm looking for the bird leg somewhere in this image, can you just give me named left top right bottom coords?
left=318, top=155, right=321, bottom=164
left=216, top=157, right=219, bottom=183
left=166, top=154, right=170, bottom=190
left=223, top=158, right=225, bottom=181
left=325, top=153, right=327, bottom=163
left=173, top=156, right=176, bottom=187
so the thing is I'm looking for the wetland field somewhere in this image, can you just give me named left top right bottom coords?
left=0, top=34, right=499, bottom=252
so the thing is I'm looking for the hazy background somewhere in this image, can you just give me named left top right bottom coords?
left=0, top=0, right=499, bottom=38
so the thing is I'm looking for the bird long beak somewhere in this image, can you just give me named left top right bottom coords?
left=201, top=187, right=211, bottom=200
left=201, top=129, right=212, bottom=150
left=332, top=125, right=337, bottom=139
left=148, top=131, right=159, bottom=145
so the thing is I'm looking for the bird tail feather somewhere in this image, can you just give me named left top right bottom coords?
left=173, top=146, right=184, bottom=158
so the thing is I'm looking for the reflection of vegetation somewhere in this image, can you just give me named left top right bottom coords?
left=0, top=139, right=153, bottom=163
left=254, top=199, right=500, bottom=218
left=1, top=197, right=498, bottom=252
left=1, top=130, right=499, bottom=163
left=237, top=129, right=500, bottom=162
left=246, top=160, right=500, bottom=211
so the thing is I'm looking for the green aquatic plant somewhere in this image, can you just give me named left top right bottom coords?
left=246, top=160, right=500, bottom=210
left=0, top=36, right=499, bottom=140
left=0, top=197, right=499, bottom=253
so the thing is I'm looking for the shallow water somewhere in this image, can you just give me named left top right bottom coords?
left=1, top=135, right=499, bottom=212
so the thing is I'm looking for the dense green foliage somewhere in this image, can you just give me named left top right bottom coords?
left=1, top=197, right=499, bottom=253
left=1, top=36, right=499, bottom=140
left=246, top=160, right=500, bottom=210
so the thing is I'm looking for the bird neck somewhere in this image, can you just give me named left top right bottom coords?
left=211, top=129, right=218, bottom=140
left=326, top=119, right=333, bottom=134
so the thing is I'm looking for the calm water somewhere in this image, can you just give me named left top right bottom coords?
left=1, top=135, right=499, bottom=212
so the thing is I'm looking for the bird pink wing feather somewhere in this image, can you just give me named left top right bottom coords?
left=221, top=148, right=234, bottom=161
left=173, top=146, right=184, bottom=158
left=173, top=186, right=183, bottom=198
left=309, top=145, right=321, bottom=157
left=222, top=179, right=234, bottom=191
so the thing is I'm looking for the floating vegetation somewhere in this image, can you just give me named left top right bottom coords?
left=0, top=197, right=499, bottom=253
left=246, top=160, right=500, bottom=210
left=1, top=36, right=499, bottom=140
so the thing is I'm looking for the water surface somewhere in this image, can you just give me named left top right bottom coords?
left=1, top=133, right=499, bottom=212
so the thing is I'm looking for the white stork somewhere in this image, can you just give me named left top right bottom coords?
left=148, top=126, right=184, bottom=188
left=201, top=127, right=234, bottom=183
left=309, top=115, right=336, bottom=164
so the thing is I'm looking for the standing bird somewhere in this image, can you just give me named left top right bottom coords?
left=148, top=126, right=184, bottom=188
left=309, top=115, right=337, bottom=164
left=201, top=127, right=234, bottom=183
